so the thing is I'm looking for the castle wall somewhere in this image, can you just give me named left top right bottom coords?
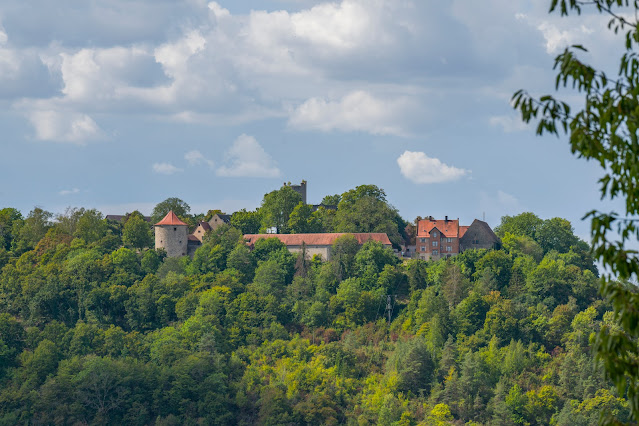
left=155, top=225, right=188, bottom=257
left=286, top=245, right=331, bottom=261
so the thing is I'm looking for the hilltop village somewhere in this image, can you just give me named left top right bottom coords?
left=0, top=182, right=616, bottom=424
left=144, top=181, right=500, bottom=261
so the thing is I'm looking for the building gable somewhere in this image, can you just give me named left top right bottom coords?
left=459, top=219, right=501, bottom=251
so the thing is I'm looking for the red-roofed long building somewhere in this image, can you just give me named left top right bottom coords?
left=244, top=233, right=392, bottom=260
left=416, top=217, right=500, bottom=260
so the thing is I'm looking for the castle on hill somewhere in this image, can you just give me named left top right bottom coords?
left=154, top=211, right=500, bottom=261
left=150, top=180, right=500, bottom=260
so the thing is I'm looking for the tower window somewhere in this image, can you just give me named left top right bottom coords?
left=174, top=227, right=177, bottom=231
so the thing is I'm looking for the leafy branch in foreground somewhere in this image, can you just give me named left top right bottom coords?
left=513, top=0, right=639, bottom=421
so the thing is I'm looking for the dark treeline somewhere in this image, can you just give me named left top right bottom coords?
left=0, top=186, right=631, bottom=425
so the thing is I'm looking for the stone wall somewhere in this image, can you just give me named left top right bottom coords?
left=286, top=245, right=331, bottom=260
left=155, top=225, right=188, bottom=257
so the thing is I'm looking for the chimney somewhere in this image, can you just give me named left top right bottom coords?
left=445, top=215, right=448, bottom=222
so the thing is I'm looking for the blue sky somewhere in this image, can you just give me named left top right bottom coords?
left=0, top=0, right=624, bottom=239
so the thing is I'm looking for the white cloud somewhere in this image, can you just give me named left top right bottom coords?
left=28, top=110, right=102, bottom=144
left=59, top=188, right=79, bottom=195
left=152, top=162, right=183, bottom=175
left=208, top=2, right=230, bottom=20
left=3, top=0, right=622, bottom=145
left=289, top=1, right=374, bottom=50
left=154, top=30, right=206, bottom=79
left=288, top=90, right=413, bottom=136
left=185, top=150, right=215, bottom=168
left=397, top=151, right=469, bottom=184
left=537, top=21, right=583, bottom=54
left=216, top=134, right=281, bottom=178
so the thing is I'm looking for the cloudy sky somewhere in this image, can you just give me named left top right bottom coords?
left=0, top=0, right=624, bottom=238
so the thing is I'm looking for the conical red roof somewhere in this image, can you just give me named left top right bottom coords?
left=154, top=211, right=188, bottom=226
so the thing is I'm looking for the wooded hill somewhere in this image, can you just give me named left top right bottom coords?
left=0, top=190, right=631, bottom=425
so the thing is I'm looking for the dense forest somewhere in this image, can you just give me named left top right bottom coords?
left=0, top=185, right=631, bottom=425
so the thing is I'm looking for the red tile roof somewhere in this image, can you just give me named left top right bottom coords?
left=460, top=226, right=469, bottom=237
left=243, top=233, right=392, bottom=247
left=417, top=219, right=460, bottom=238
left=154, top=211, right=188, bottom=226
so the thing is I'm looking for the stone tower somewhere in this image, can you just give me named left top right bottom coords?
left=154, top=211, right=189, bottom=257
left=289, top=180, right=307, bottom=204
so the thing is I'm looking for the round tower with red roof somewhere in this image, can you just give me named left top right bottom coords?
left=154, top=211, right=189, bottom=257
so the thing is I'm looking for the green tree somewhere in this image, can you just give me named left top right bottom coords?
left=311, top=206, right=336, bottom=233
left=259, top=185, right=302, bottom=234
left=141, top=249, right=163, bottom=275
left=475, top=250, right=513, bottom=291
left=334, top=185, right=405, bottom=247
left=11, top=207, right=53, bottom=254
left=226, top=243, right=256, bottom=283
left=321, top=194, right=341, bottom=206
left=251, top=258, right=287, bottom=298
left=74, top=209, right=108, bottom=244
left=535, top=217, right=579, bottom=254
left=152, top=198, right=191, bottom=224
left=442, top=262, right=471, bottom=309
left=512, top=2, right=639, bottom=419
left=0, top=313, right=25, bottom=377
left=230, top=209, right=261, bottom=234
left=330, top=234, right=359, bottom=280
left=122, top=212, right=152, bottom=250
left=386, top=337, right=434, bottom=395
left=0, top=207, right=22, bottom=250
left=252, top=237, right=288, bottom=262
left=502, top=232, right=544, bottom=263
left=287, top=202, right=322, bottom=234
left=494, top=212, right=543, bottom=240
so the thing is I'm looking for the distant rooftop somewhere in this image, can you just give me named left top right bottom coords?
left=244, top=232, right=392, bottom=247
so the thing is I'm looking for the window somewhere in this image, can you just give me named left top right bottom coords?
left=473, top=239, right=479, bottom=244
left=174, top=227, right=177, bottom=231
left=432, top=231, right=438, bottom=237
left=432, top=241, right=438, bottom=247
left=420, top=238, right=426, bottom=243
left=421, top=246, right=425, bottom=251
left=447, top=238, right=453, bottom=243
left=446, top=246, right=452, bottom=252
left=433, top=250, right=438, bottom=255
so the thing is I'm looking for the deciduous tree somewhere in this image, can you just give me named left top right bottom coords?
left=512, top=3, right=639, bottom=417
